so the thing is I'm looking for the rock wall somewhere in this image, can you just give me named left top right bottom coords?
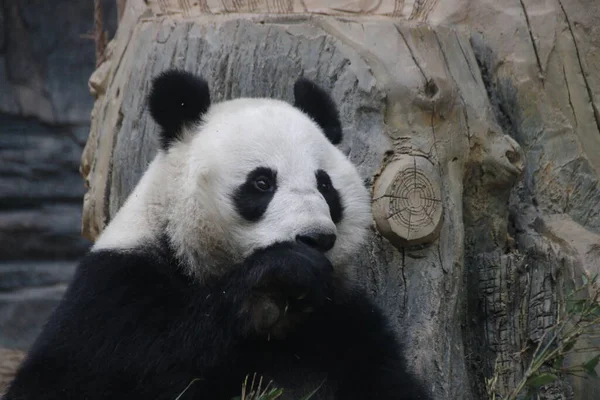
left=0, top=0, right=116, bottom=350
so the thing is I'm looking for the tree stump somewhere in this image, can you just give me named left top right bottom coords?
left=81, top=1, right=600, bottom=399
left=373, top=155, right=443, bottom=247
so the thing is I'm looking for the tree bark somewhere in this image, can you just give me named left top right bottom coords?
left=81, top=1, right=600, bottom=399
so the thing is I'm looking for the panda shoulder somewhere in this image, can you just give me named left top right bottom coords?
left=60, top=247, right=191, bottom=314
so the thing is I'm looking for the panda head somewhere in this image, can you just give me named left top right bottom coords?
left=99, top=69, right=371, bottom=282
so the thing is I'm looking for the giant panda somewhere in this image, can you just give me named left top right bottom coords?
left=4, top=69, right=431, bottom=400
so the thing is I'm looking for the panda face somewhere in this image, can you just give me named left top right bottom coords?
left=170, top=98, right=370, bottom=272
left=96, top=70, right=371, bottom=281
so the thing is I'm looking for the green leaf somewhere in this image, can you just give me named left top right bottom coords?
left=583, top=355, right=600, bottom=378
left=526, top=373, right=558, bottom=390
left=563, top=339, right=577, bottom=353
left=259, top=388, right=284, bottom=400
left=590, top=304, right=600, bottom=318
left=586, top=369, right=599, bottom=380
left=553, top=354, right=565, bottom=370
left=566, top=299, right=587, bottom=314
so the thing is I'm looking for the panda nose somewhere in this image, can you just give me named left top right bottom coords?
left=296, top=232, right=337, bottom=252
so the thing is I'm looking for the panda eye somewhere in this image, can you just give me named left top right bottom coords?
left=318, top=181, right=332, bottom=191
left=254, top=176, right=273, bottom=192
left=316, top=170, right=334, bottom=192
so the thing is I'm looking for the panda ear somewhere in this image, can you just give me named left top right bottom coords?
left=293, top=78, right=343, bottom=145
left=148, top=69, right=211, bottom=150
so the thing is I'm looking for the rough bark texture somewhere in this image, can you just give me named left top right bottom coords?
left=79, top=1, right=600, bottom=399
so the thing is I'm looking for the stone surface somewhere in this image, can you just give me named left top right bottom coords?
left=0, top=114, right=90, bottom=348
left=0, top=285, right=67, bottom=350
left=0, top=262, right=77, bottom=292
left=0, top=114, right=88, bottom=204
left=0, top=0, right=117, bottom=124
left=0, top=205, right=89, bottom=261
left=0, top=0, right=116, bottom=351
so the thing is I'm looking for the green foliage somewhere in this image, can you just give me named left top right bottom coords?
left=229, top=373, right=322, bottom=400
left=486, top=274, right=600, bottom=400
left=231, top=374, right=283, bottom=400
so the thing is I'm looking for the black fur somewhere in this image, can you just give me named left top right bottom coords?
left=316, top=169, right=343, bottom=224
left=293, top=78, right=343, bottom=145
left=148, top=69, right=211, bottom=150
left=296, top=232, right=336, bottom=252
left=232, top=166, right=278, bottom=222
left=4, top=242, right=431, bottom=400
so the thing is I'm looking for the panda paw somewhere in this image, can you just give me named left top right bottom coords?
left=241, top=242, right=333, bottom=338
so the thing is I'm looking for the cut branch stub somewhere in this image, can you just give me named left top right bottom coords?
left=372, top=155, right=443, bottom=247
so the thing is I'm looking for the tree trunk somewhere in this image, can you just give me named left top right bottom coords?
left=81, top=1, right=600, bottom=399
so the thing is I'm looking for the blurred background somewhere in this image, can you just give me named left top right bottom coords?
left=0, top=0, right=117, bottom=350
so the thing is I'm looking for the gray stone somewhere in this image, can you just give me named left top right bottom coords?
left=0, top=0, right=117, bottom=124
left=0, top=3, right=4, bottom=51
left=0, top=285, right=66, bottom=350
left=0, top=262, right=76, bottom=292
left=0, top=114, right=88, bottom=203
left=0, top=204, right=90, bottom=261
left=0, top=114, right=91, bottom=262
left=0, top=0, right=115, bottom=352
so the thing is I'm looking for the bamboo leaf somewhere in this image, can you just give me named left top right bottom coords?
left=583, top=355, right=600, bottom=379
left=553, top=354, right=565, bottom=370
left=175, top=378, right=202, bottom=400
left=297, top=380, right=325, bottom=400
left=526, top=373, right=558, bottom=390
left=563, top=339, right=577, bottom=353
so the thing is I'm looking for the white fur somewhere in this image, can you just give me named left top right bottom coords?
left=94, top=98, right=371, bottom=282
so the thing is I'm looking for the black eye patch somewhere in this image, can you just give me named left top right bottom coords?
left=316, top=169, right=343, bottom=224
left=232, top=167, right=278, bottom=222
